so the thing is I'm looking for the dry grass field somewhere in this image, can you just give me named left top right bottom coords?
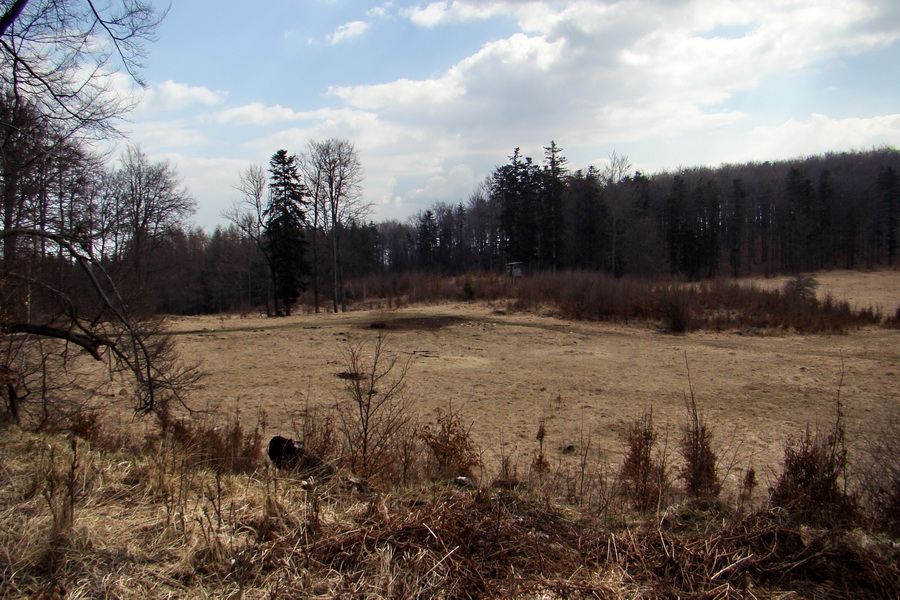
left=170, top=269, right=900, bottom=489
left=3, top=269, right=898, bottom=599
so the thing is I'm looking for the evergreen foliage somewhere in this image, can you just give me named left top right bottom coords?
left=263, top=149, right=310, bottom=316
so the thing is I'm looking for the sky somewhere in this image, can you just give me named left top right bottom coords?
left=116, top=0, right=900, bottom=231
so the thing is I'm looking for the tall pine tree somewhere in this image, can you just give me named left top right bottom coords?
left=264, top=149, right=309, bottom=316
left=540, top=141, right=567, bottom=270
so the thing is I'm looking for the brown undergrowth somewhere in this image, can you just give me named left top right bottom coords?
left=2, top=388, right=899, bottom=599
left=342, top=270, right=887, bottom=333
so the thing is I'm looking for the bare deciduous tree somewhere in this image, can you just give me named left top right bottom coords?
left=301, top=138, right=368, bottom=312
left=1, top=226, right=202, bottom=425
left=223, top=163, right=272, bottom=311
left=0, top=1, right=201, bottom=426
left=107, top=144, right=195, bottom=293
left=225, top=163, right=268, bottom=247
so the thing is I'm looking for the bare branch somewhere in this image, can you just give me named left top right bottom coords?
left=0, top=0, right=30, bottom=38
left=4, top=321, right=110, bottom=359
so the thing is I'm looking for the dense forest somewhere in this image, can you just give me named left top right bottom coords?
left=140, top=145, right=900, bottom=315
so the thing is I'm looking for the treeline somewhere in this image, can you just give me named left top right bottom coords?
left=132, top=146, right=900, bottom=315
left=400, top=144, right=900, bottom=278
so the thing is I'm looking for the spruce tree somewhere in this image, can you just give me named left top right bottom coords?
left=263, top=150, right=310, bottom=316
left=540, top=141, right=567, bottom=270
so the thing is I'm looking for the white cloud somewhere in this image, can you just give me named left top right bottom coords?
left=328, top=20, right=371, bottom=44
left=163, top=155, right=252, bottom=229
left=316, top=0, right=900, bottom=217
left=123, top=120, right=209, bottom=148
left=329, top=77, right=464, bottom=110
left=730, top=113, right=900, bottom=163
left=214, top=103, right=305, bottom=126
left=403, top=1, right=511, bottom=27
left=367, top=2, right=394, bottom=18
left=136, top=80, right=227, bottom=114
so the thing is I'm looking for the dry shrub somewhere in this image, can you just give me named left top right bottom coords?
left=291, top=404, right=338, bottom=466
left=738, top=465, right=757, bottom=509
left=344, top=271, right=507, bottom=308
left=309, top=490, right=584, bottom=599
left=769, top=402, right=858, bottom=526
left=601, top=508, right=900, bottom=599
left=530, top=419, right=549, bottom=476
left=418, top=408, right=481, bottom=480
left=67, top=411, right=130, bottom=453
left=5, top=422, right=900, bottom=600
left=492, top=453, right=520, bottom=490
left=857, top=413, right=900, bottom=536
left=350, top=270, right=881, bottom=333
left=169, top=416, right=263, bottom=474
left=617, top=409, right=671, bottom=513
left=693, top=280, right=882, bottom=333
left=514, top=270, right=649, bottom=322
left=655, top=285, right=696, bottom=333
left=68, top=412, right=103, bottom=444
left=389, top=421, right=427, bottom=485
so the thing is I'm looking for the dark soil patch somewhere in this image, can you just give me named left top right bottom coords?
left=364, top=316, right=468, bottom=331
left=336, top=371, right=366, bottom=381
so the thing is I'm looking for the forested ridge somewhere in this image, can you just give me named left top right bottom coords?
left=133, top=145, right=900, bottom=315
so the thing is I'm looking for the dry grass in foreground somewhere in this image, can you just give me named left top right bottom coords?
left=2, top=393, right=899, bottom=599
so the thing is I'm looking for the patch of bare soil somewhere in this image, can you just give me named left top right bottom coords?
left=170, top=270, right=899, bottom=493
left=363, top=315, right=468, bottom=330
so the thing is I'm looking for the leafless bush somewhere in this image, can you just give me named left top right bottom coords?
left=291, top=401, right=338, bottom=466
left=530, top=419, right=550, bottom=476
left=336, top=332, right=412, bottom=480
left=738, top=465, right=757, bottom=510
left=345, top=270, right=881, bottom=332
left=493, top=451, right=521, bottom=490
left=66, top=411, right=129, bottom=452
left=390, top=421, right=428, bottom=485
left=39, top=438, right=80, bottom=536
left=168, top=415, right=264, bottom=474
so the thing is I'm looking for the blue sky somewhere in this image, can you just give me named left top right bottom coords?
left=116, top=0, right=900, bottom=230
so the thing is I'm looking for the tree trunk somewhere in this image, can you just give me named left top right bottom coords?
left=331, top=214, right=343, bottom=312
left=5, top=383, right=20, bottom=425
left=312, top=210, right=320, bottom=314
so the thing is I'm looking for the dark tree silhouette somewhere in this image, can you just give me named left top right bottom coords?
left=264, top=149, right=309, bottom=317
